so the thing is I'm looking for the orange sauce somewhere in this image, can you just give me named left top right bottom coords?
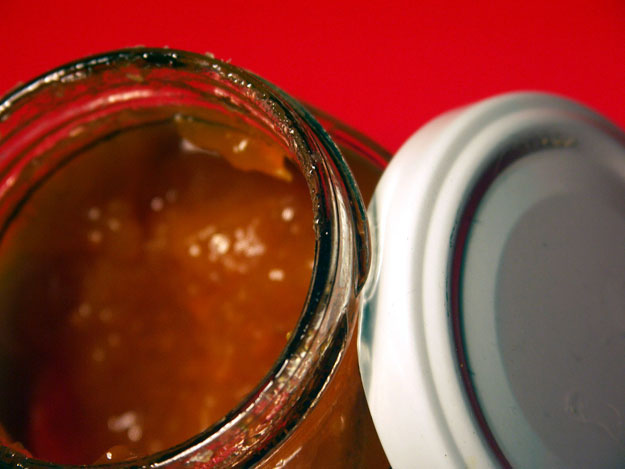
left=0, top=120, right=314, bottom=465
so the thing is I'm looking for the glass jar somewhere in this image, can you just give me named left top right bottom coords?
left=0, top=48, right=389, bottom=467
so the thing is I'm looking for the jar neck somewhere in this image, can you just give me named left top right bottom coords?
left=0, top=48, right=370, bottom=468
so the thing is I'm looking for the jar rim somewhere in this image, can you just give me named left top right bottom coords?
left=0, top=48, right=370, bottom=468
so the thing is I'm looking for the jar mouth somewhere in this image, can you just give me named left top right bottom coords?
left=0, top=48, right=369, bottom=468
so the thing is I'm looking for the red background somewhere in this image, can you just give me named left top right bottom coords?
left=1, top=0, right=624, bottom=153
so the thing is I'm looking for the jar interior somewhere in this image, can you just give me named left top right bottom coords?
left=0, top=101, right=317, bottom=465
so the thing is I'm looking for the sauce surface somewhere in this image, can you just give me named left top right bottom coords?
left=0, top=120, right=314, bottom=464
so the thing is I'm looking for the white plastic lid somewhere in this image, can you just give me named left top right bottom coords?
left=358, top=93, right=625, bottom=468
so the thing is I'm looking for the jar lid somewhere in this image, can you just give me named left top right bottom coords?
left=358, top=92, right=625, bottom=468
